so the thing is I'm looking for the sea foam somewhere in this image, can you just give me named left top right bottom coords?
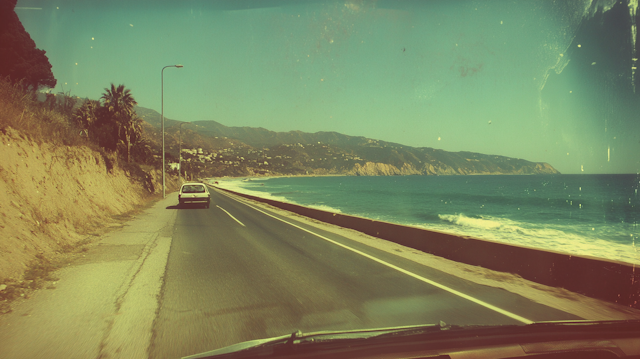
left=433, top=213, right=639, bottom=264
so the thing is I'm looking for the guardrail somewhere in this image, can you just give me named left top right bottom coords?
left=215, top=186, right=640, bottom=310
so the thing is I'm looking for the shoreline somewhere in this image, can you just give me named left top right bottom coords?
left=205, top=173, right=637, bottom=182
left=209, top=175, right=640, bottom=266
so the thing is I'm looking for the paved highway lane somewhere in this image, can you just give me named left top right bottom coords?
left=150, top=188, right=579, bottom=359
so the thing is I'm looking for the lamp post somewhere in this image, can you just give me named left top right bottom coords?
left=161, top=64, right=183, bottom=199
left=178, top=121, right=192, bottom=183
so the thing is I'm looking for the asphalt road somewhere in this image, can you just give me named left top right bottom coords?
left=150, top=188, right=580, bottom=359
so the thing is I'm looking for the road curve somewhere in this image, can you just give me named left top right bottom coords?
left=150, top=188, right=579, bottom=359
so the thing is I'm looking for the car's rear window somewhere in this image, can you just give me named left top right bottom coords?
left=182, top=185, right=205, bottom=193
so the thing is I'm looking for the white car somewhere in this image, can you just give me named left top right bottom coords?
left=178, top=183, right=211, bottom=208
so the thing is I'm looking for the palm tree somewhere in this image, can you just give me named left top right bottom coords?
left=100, top=84, right=138, bottom=162
left=116, top=114, right=144, bottom=162
left=73, top=99, right=99, bottom=137
left=101, top=83, right=137, bottom=118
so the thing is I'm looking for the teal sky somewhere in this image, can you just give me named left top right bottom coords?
left=15, top=0, right=640, bottom=174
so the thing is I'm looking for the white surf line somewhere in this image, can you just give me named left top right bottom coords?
left=216, top=205, right=246, bottom=227
left=220, top=191, right=533, bottom=325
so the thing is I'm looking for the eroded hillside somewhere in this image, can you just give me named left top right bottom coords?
left=0, top=127, right=173, bottom=283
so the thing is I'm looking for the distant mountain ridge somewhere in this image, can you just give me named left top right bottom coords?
left=134, top=105, right=560, bottom=177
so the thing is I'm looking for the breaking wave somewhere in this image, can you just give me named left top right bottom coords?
left=433, top=213, right=639, bottom=264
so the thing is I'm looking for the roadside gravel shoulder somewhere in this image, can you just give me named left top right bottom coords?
left=0, top=193, right=179, bottom=359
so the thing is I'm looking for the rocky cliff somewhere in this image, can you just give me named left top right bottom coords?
left=347, top=160, right=559, bottom=176
left=349, top=162, right=422, bottom=176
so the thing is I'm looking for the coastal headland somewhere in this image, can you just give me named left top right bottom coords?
left=137, top=106, right=560, bottom=178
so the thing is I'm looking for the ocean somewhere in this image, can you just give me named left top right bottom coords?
left=219, top=174, right=640, bottom=265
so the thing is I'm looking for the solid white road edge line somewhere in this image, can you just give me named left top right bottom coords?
left=216, top=205, right=246, bottom=227
left=218, top=190, right=534, bottom=325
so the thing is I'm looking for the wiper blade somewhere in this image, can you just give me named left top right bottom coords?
left=284, top=321, right=454, bottom=345
left=333, top=321, right=453, bottom=341
left=182, top=323, right=449, bottom=359
left=183, top=320, right=640, bottom=359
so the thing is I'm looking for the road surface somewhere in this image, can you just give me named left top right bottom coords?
left=149, top=188, right=579, bottom=359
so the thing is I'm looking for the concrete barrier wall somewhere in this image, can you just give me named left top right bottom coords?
left=218, top=187, right=640, bottom=309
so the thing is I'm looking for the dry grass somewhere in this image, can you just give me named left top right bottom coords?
left=0, top=78, right=84, bottom=146
left=0, top=77, right=161, bottom=186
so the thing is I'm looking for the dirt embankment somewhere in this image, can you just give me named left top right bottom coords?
left=0, top=127, right=176, bottom=283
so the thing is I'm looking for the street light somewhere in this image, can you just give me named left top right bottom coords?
left=178, top=121, right=192, bottom=183
left=161, top=64, right=183, bottom=199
